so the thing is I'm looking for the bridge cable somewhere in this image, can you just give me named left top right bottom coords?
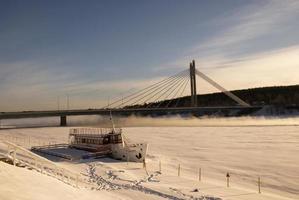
left=104, top=74, right=176, bottom=109
left=174, top=78, right=190, bottom=107
left=102, top=69, right=188, bottom=109
left=141, top=72, right=188, bottom=108
left=195, top=69, right=250, bottom=107
left=119, top=70, right=187, bottom=108
left=145, top=71, right=189, bottom=108
left=165, top=76, right=189, bottom=108
left=127, top=71, right=188, bottom=108
left=111, top=70, right=188, bottom=108
left=155, top=75, right=188, bottom=108
left=171, top=76, right=190, bottom=107
left=149, top=71, right=189, bottom=108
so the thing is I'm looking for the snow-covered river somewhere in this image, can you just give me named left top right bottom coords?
left=0, top=116, right=299, bottom=198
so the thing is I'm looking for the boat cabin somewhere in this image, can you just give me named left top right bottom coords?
left=68, top=128, right=122, bottom=152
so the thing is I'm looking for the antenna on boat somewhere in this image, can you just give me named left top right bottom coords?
left=109, top=111, right=125, bottom=147
left=109, top=110, right=116, bottom=133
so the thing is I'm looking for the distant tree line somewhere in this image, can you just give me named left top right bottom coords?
left=125, top=85, right=299, bottom=108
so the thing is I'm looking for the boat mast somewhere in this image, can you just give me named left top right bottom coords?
left=109, top=111, right=116, bottom=133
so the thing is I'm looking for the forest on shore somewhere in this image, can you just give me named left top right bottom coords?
left=127, top=84, right=299, bottom=108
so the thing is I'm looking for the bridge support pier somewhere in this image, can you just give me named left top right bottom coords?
left=60, top=116, right=67, bottom=126
left=190, top=60, right=197, bottom=107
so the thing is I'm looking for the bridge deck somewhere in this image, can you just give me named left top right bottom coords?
left=0, top=106, right=262, bottom=120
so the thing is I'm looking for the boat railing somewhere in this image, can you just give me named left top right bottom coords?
left=69, top=128, right=122, bottom=135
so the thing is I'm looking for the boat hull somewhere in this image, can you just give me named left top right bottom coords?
left=111, top=143, right=148, bottom=162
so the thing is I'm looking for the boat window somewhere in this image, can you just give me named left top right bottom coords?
left=103, top=137, right=109, bottom=144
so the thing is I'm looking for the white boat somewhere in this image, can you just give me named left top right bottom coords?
left=68, top=127, right=148, bottom=162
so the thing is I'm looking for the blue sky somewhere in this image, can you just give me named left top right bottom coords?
left=1, top=0, right=299, bottom=111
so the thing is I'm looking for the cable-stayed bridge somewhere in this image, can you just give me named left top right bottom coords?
left=104, top=60, right=249, bottom=109
left=0, top=60, right=262, bottom=126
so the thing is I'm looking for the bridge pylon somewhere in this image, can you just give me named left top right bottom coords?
left=190, top=60, right=197, bottom=107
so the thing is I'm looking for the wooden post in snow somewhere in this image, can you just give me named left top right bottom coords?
left=61, top=169, right=64, bottom=182
left=226, top=172, right=230, bottom=188
left=142, top=159, right=146, bottom=170
left=76, top=175, right=79, bottom=188
left=126, top=149, right=129, bottom=165
left=13, top=147, right=16, bottom=166
left=56, top=167, right=59, bottom=179
left=159, top=160, right=161, bottom=173
left=7, top=144, right=10, bottom=154
left=67, top=173, right=70, bottom=184
left=258, top=177, right=261, bottom=194
left=198, top=167, right=202, bottom=181
left=143, top=159, right=149, bottom=175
